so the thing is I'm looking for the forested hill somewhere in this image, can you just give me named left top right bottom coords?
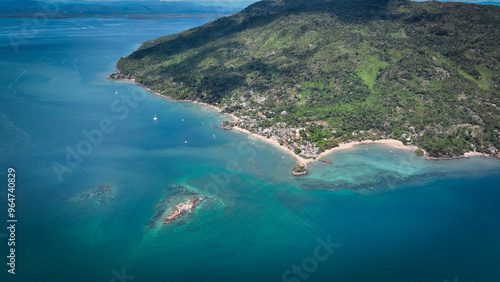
left=113, top=0, right=500, bottom=158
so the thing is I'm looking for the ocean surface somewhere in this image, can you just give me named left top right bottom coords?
left=0, top=17, right=499, bottom=282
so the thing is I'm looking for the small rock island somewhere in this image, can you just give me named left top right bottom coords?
left=163, top=197, right=207, bottom=224
left=291, top=163, right=308, bottom=176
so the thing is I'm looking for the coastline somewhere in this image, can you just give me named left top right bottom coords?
left=231, top=126, right=422, bottom=165
left=114, top=77, right=238, bottom=122
left=463, top=151, right=491, bottom=158
left=233, top=130, right=495, bottom=164
left=231, top=126, right=309, bottom=165
left=316, top=139, right=419, bottom=160
left=112, top=77, right=496, bottom=173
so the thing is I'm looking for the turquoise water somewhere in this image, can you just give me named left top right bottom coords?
left=0, top=17, right=499, bottom=282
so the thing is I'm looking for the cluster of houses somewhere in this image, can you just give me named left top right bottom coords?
left=222, top=96, right=328, bottom=158
left=234, top=117, right=323, bottom=157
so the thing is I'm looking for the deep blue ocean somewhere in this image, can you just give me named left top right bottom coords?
left=0, top=16, right=499, bottom=282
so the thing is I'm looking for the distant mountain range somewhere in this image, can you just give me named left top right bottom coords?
left=474, top=1, right=500, bottom=4
left=0, top=0, right=244, bottom=18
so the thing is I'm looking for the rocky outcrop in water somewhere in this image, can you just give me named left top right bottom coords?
left=291, top=164, right=308, bottom=176
left=149, top=186, right=208, bottom=228
left=163, top=197, right=206, bottom=224
left=73, top=184, right=116, bottom=205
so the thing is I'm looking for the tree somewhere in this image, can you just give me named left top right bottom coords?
left=414, top=149, right=424, bottom=157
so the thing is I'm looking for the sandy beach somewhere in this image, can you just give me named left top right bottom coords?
left=232, top=128, right=421, bottom=165
left=232, top=126, right=310, bottom=165
left=463, top=151, right=491, bottom=158
left=317, top=140, right=419, bottom=159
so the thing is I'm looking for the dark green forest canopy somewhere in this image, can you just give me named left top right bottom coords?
left=113, top=0, right=500, bottom=158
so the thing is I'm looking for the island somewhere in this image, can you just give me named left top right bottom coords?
left=111, top=0, right=500, bottom=175
left=292, top=163, right=308, bottom=176
left=163, top=197, right=207, bottom=224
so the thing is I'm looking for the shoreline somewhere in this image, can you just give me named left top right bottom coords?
left=317, top=139, right=419, bottom=160
left=112, top=77, right=496, bottom=173
left=113, top=77, right=239, bottom=122
left=232, top=127, right=421, bottom=165
left=231, top=126, right=309, bottom=165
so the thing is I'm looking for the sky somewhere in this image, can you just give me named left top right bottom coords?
left=413, top=0, right=499, bottom=3
left=26, top=0, right=500, bottom=9
left=0, top=0, right=498, bottom=8
left=1, top=0, right=260, bottom=2
left=1, top=0, right=497, bottom=3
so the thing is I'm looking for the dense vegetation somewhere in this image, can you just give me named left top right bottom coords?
left=113, top=0, right=500, bottom=158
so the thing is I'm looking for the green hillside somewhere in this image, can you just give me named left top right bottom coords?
left=112, top=0, right=500, bottom=158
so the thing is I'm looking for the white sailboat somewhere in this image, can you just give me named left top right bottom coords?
left=153, top=114, right=157, bottom=121
left=115, top=90, right=118, bottom=95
